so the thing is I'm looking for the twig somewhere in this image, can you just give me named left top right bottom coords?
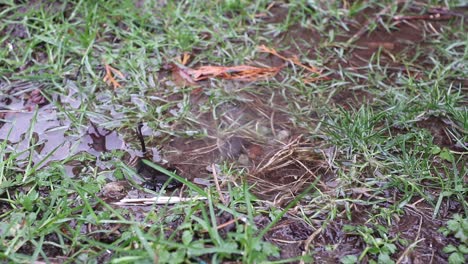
left=216, top=217, right=244, bottom=230
left=300, top=227, right=323, bottom=264
left=113, top=196, right=207, bottom=206
left=200, top=216, right=247, bottom=233
left=396, top=238, right=425, bottom=264
left=396, top=214, right=424, bottom=264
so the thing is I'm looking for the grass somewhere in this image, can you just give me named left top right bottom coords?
left=0, top=0, right=467, bottom=263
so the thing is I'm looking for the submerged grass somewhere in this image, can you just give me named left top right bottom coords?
left=0, top=0, right=466, bottom=263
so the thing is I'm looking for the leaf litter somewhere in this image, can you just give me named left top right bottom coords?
left=169, top=46, right=328, bottom=86
left=103, top=63, right=125, bottom=89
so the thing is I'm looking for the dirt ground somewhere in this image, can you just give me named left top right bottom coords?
left=0, top=1, right=466, bottom=263
left=153, top=5, right=466, bottom=263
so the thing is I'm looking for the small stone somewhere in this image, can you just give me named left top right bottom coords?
left=238, top=154, right=250, bottom=166
left=326, top=180, right=340, bottom=188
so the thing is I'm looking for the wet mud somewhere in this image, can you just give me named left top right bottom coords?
left=1, top=1, right=466, bottom=263
left=0, top=81, right=127, bottom=169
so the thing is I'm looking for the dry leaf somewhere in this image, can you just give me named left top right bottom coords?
left=170, top=63, right=199, bottom=86
left=103, top=64, right=124, bottom=89
left=170, top=63, right=282, bottom=84
left=180, top=52, right=191, bottom=65
left=188, top=65, right=282, bottom=81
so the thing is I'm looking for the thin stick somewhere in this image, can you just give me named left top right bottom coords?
left=300, top=227, right=323, bottom=264
left=216, top=217, right=239, bottom=230
left=396, top=215, right=424, bottom=264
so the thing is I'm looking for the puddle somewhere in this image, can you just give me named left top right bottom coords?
left=0, top=80, right=133, bottom=173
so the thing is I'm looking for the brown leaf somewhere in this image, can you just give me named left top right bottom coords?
left=103, top=64, right=124, bottom=89
left=247, top=144, right=263, bottom=160
left=170, top=63, right=198, bottom=86
left=170, top=63, right=282, bottom=84
left=187, top=65, right=282, bottom=81
left=27, top=89, right=48, bottom=106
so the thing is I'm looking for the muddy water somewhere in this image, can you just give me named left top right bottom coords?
left=0, top=80, right=130, bottom=172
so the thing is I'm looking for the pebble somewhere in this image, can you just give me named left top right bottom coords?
left=238, top=154, right=250, bottom=166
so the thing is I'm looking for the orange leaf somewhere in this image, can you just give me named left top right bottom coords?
left=103, top=64, right=124, bottom=89
left=187, top=65, right=282, bottom=82
left=181, top=52, right=191, bottom=65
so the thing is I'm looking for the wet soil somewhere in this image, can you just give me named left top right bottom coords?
left=1, top=2, right=466, bottom=263
left=416, top=115, right=467, bottom=151
left=331, top=89, right=375, bottom=109
left=0, top=80, right=131, bottom=169
left=221, top=4, right=466, bottom=263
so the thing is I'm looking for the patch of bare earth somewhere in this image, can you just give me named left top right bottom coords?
left=235, top=3, right=466, bottom=262
left=416, top=115, right=466, bottom=151
left=138, top=4, right=465, bottom=262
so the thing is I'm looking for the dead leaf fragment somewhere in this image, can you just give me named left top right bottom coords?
left=180, top=52, right=191, bottom=65
left=170, top=63, right=282, bottom=84
left=170, top=63, right=199, bottom=86
left=25, top=89, right=48, bottom=110
left=103, top=64, right=124, bottom=89
left=247, top=144, right=263, bottom=160
left=189, top=65, right=283, bottom=81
